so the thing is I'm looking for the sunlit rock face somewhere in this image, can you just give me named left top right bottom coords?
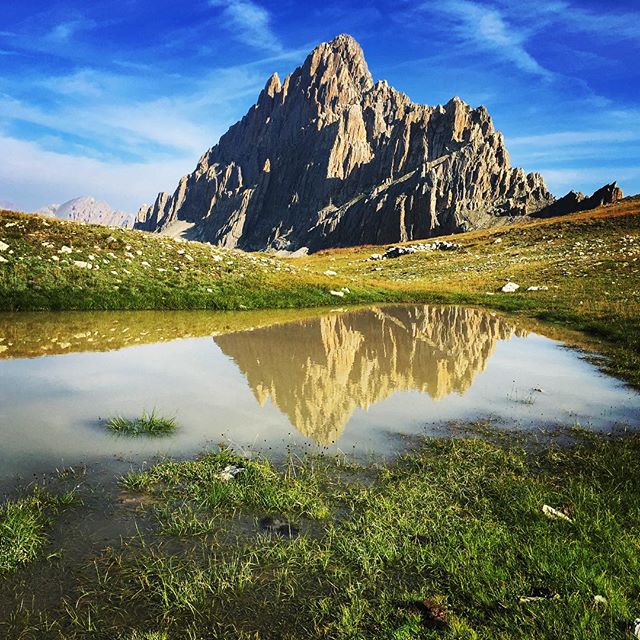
left=135, top=34, right=552, bottom=251
left=215, top=305, right=525, bottom=445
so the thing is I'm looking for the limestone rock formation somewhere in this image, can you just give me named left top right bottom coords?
left=39, top=196, right=133, bottom=228
left=531, top=182, right=623, bottom=219
left=215, top=305, right=525, bottom=445
left=135, top=34, right=553, bottom=251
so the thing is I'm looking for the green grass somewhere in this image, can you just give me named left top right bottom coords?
left=120, top=448, right=332, bottom=535
left=4, top=431, right=638, bottom=639
left=106, top=410, right=177, bottom=437
left=0, top=209, right=392, bottom=313
left=0, top=487, right=76, bottom=573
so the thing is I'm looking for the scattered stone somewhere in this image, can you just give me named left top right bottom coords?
left=59, top=245, right=72, bottom=254
left=526, top=286, right=549, bottom=291
left=329, top=290, right=345, bottom=297
left=212, top=255, right=223, bottom=262
left=542, top=504, right=573, bottom=523
left=0, top=255, right=7, bottom=263
left=73, top=260, right=91, bottom=269
left=494, top=238, right=502, bottom=244
left=324, top=269, right=337, bottom=276
left=369, top=253, right=383, bottom=261
left=0, top=240, right=8, bottom=252
left=501, top=282, right=520, bottom=293
left=218, top=464, right=245, bottom=482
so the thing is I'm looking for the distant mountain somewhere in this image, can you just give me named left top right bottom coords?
left=0, top=199, right=19, bottom=211
left=135, top=34, right=554, bottom=251
left=38, top=196, right=133, bottom=228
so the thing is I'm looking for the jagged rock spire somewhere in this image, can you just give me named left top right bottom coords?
left=136, top=34, right=553, bottom=251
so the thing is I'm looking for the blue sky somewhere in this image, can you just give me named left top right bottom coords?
left=1, top=0, right=638, bottom=213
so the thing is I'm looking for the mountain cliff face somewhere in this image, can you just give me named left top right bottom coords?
left=135, top=34, right=552, bottom=251
left=215, top=305, right=524, bottom=445
left=39, top=197, right=133, bottom=228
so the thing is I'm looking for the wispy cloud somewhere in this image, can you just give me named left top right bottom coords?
left=47, top=17, right=96, bottom=43
left=419, top=0, right=552, bottom=79
left=510, top=130, right=640, bottom=146
left=209, top=0, right=282, bottom=52
left=541, top=166, right=640, bottom=193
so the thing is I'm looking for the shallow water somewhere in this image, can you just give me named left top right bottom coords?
left=0, top=305, right=638, bottom=483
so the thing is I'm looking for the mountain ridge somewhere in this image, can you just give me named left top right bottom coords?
left=135, top=34, right=554, bottom=250
left=39, top=196, right=133, bottom=228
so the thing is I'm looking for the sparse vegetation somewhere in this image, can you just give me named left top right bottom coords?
left=106, top=410, right=177, bottom=436
left=2, top=430, right=640, bottom=638
left=0, top=487, right=76, bottom=573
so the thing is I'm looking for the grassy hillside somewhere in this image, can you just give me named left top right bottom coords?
left=0, top=210, right=395, bottom=312
left=1, top=199, right=639, bottom=383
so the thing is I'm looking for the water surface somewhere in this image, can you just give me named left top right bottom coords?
left=0, top=305, right=638, bottom=483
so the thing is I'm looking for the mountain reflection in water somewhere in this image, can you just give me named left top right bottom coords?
left=215, top=305, right=525, bottom=445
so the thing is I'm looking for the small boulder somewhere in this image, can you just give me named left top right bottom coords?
left=501, top=282, right=520, bottom=293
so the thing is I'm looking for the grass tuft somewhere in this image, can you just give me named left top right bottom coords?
left=0, top=488, right=76, bottom=573
left=106, top=410, right=177, bottom=437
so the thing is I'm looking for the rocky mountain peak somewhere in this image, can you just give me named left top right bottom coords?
left=136, top=34, right=554, bottom=251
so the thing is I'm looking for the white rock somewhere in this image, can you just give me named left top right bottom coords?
left=59, top=245, right=72, bottom=254
left=0, top=255, right=7, bottom=263
left=73, top=260, right=91, bottom=269
left=501, top=282, right=520, bottom=293
left=212, top=255, right=223, bottom=262
left=0, top=240, right=8, bottom=252
left=324, top=270, right=337, bottom=276
left=542, top=504, right=572, bottom=522
left=329, top=290, right=345, bottom=297
left=218, top=464, right=245, bottom=482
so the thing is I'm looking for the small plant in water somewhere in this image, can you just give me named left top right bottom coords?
left=506, top=384, right=536, bottom=405
left=106, top=410, right=177, bottom=437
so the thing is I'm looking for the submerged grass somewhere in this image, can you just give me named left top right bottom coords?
left=4, top=431, right=640, bottom=638
left=106, top=410, right=177, bottom=437
left=0, top=487, right=76, bottom=573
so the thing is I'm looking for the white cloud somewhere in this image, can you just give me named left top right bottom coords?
left=509, top=130, right=640, bottom=147
left=48, top=17, right=96, bottom=43
left=541, top=166, right=640, bottom=194
left=1, top=64, right=266, bottom=158
left=421, top=0, right=552, bottom=79
left=0, top=134, right=196, bottom=213
left=209, top=0, right=282, bottom=52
